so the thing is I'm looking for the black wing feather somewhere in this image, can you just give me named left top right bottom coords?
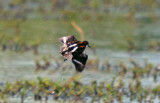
left=72, top=53, right=88, bottom=72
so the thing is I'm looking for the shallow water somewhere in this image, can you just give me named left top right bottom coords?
left=0, top=46, right=160, bottom=102
left=0, top=45, right=160, bottom=82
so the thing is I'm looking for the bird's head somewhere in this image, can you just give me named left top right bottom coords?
left=83, top=41, right=91, bottom=48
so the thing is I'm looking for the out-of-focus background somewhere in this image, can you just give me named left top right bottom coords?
left=0, top=0, right=160, bottom=103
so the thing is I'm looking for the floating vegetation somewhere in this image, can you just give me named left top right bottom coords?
left=0, top=55, right=159, bottom=103
left=0, top=73, right=160, bottom=103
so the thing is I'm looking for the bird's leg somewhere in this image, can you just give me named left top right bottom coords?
left=64, top=59, right=67, bottom=61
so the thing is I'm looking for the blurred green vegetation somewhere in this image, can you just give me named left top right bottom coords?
left=0, top=0, right=160, bottom=51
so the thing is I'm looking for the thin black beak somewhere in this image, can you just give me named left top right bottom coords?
left=88, top=45, right=91, bottom=48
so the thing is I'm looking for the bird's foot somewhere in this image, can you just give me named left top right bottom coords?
left=64, top=59, right=67, bottom=62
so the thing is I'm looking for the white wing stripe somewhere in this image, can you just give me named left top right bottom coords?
left=68, top=43, right=77, bottom=48
left=62, top=37, right=67, bottom=44
left=71, top=47, right=78, bottom=52
left=73, top=59, right=83, bottom=66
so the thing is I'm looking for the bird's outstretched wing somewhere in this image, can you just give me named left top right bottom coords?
left=58, top=35, right=78, bottom=60
left=72, top=53, right=88, bottom=72
left=58, top=35, right=77, bottom=47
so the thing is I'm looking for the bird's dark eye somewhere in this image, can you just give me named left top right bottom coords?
left=83, top=41, right=88, bottom=45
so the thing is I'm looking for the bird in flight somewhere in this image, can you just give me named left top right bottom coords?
left=58, top=35, right=90, bottom=72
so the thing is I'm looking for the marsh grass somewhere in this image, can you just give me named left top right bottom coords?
left=0, top=15, right=160, bottom=51
left=0, top=57, right=160, bottom=103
